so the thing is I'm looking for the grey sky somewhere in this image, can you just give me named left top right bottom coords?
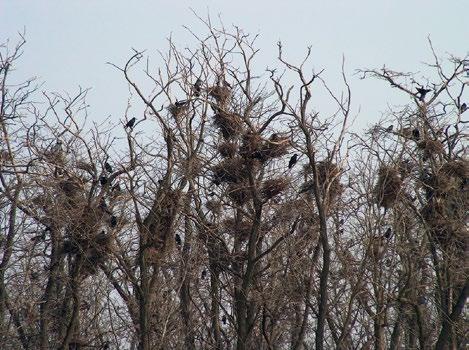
left=2, top=0, right=468, bottom=130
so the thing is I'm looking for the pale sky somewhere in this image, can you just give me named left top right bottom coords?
left=1, top=0, right=468, bottom=130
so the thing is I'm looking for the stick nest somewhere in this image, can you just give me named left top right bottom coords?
left=374, top=166, right=402, bottom=209
left=261, top=177, right=290, bottom=200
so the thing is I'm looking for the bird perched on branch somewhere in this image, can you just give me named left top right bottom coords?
left=125, top=117, right=136, bottom=129
left=412, top=128, right=420, bottom=141
left=386, top=125, right=394, bottom=132
left=175, top=100, right=189, bottom=107
left=194, top=78, right=203, bottom=97
left=416, top=87, right=431, bottom=101
left=288, top=154, right=298, bottom=169
left=104, top=162, right=113, bottom=173
left=460, top=102, right=467, bottom=114
left=384, top=227, right=392, bottom=239
left=109, top=215, right=118, bottom=228
left=51, top=140, right=63, bottom=154
left=175, top=234, right=182, bottom=247
left=99, top=175, right=108, bottom=186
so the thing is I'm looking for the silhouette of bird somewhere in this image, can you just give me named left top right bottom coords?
left=175, top=234, right=182, bottom=246
left=412, top=128, right=420, bottom=140
left=99, top=198, right=109, bottom=212
left=386, top=125, right=394, bottom=132
left=194, top=78, right=203, bottom=97
left=51, top=140, right=63, bottom=154
left=460, top=103, right=467, bottom=113
left=288, top=154, right=298, bottom=169
left=201, top=269, right=207, bottom=279
left=99, top=175, right=108, bottom=186
left=111, top=183, right=122, bottom=192
left=109, top=215, right=118, bottom=228
left=104, top=162, right=113, bottom=173
left=125, top=117, right=136, bottom=129
left=222, top=315, right=227, bottom=325
left=416, top=87, right=431, bottom=101
left=175, top=100, right=188, bottom=107
left=384, top=227, right=392, bottom=239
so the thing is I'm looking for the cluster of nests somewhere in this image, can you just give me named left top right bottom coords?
left=142, top=190, right=181, bottom=265
left=211, top=154, right=290, bottom=205
left=58, top=199, right=117, bottom=277
left=209, top=86, right=291, bottom=206
left=420, top=160, right=468, bottom=249
left=374, top=158, right=468, bottom=250
left=31, top=160, right=123, bottom=278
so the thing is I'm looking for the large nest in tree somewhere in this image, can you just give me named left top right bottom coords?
left=440, top=160, right=469, bottom=180
left=261, top=134, right=290, bottom=160
left=226, top=182, right=252, bottom=205
left=218, top=141, right=238, bottom=158
left=209, top=85, right=231, bottom=105
left=261, top=177, right=290, bottom=200
left=212, top=157, right=249, bottom=184
left=80, top=231, right=115, bottom=276
left=70, top=204, right=106, bottom=242
left=421, top=161, right=468, bottom=198
left=213, top=110, right=243, bottom=139
left=374, top=166, right=402, bottom=209
left=418, top=139, right=445, bottom=159
left=167, top=103, right=189, bottom=119
left=58, top=177, right=84, bottom=198
left=239, top=132, right=265, bottom=160
left=421, top=199, right=467, bottom=250
left=223, top=217, right=252, bottom=241
left=397, top=159, right=415, bottom=178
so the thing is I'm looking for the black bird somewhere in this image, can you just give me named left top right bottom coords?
left=99, top=175, right=108, bottom=186
left=125, top=117, right=136, bottom=129
left=412, top=128, right=420, bottom=140
left=175, top=100, right=188, bottom=107
left=384, top=227, right=392, bottom=239
left=110, top=215, right=118, bottom=228
left=386, top=125, right=394, bottom=132
left=460, top=102, right=467, bottom=113
left=104, top=162, right=113, bottom=173
left=175, top=234, right=182, bottom=246
left=111, top=183, right=122, bottom=192
left=416, top=87, right=431, bottom=101
left=201, top=269, right=207, bottom=279
left=288, top=154, right=298, bottom=169
left=194, top=78, right=203, bottom=97
left=222, top=315, right=227, bottom=325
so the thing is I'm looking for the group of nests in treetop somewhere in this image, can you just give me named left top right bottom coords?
left=208, top=82, right=291, bottom=205
left=31, top=160, right=123, bottom=278
left=210, top=134, right=291, bottom=205
left=394, top=126, right=446, bottom=161
left=420, top=159, right=469, bottom=249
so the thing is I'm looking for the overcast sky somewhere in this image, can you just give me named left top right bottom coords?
left=2, top=0, right=468, bottom=131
